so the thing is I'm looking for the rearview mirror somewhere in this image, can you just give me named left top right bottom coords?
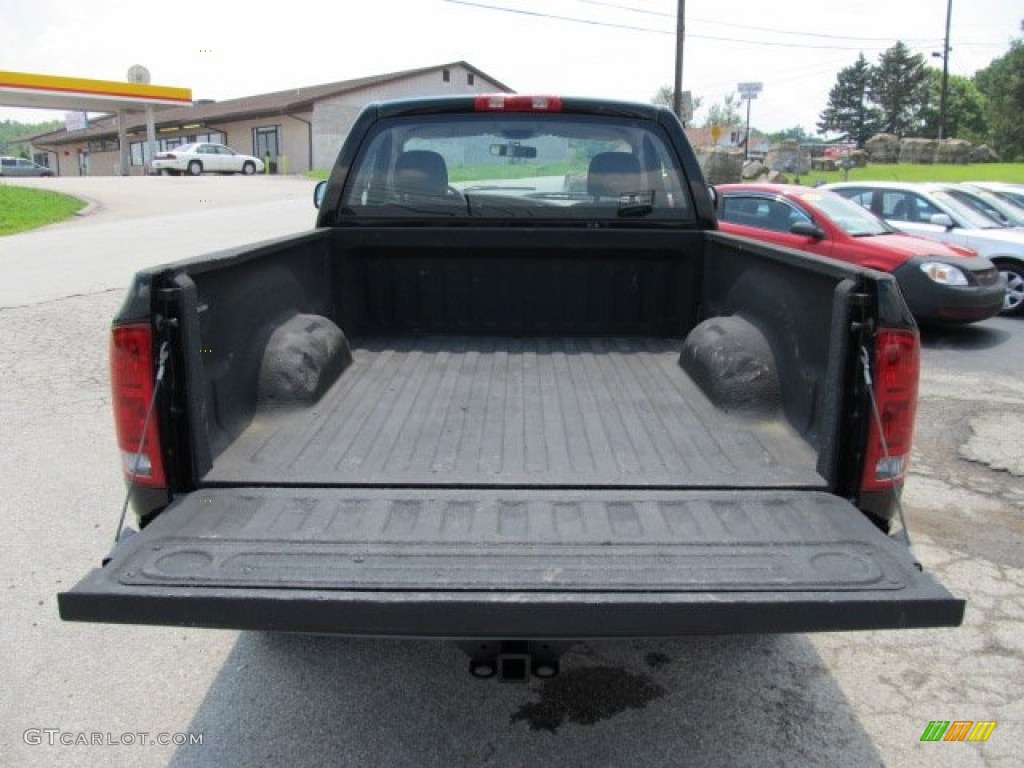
left=313, top=180, right=327, bottom=209
left=929, top=213, right=954, bottom=229
left=490, top=143, right=538, bottom=159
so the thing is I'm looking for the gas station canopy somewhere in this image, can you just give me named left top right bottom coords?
left=0, top=70, right=192, bottom=113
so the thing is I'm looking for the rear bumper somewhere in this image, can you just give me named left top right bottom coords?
left=59, top=487, right=964, bottom=637
left=61, top=578, right=964, bottom=638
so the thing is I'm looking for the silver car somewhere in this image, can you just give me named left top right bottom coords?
left=948, top=183, right=1024, bottom=228
left=965, top=182, right=1024, bottom=216
left=0, top=156, right=55, bottom=177
left=825, top=181, right=1024, bottom=316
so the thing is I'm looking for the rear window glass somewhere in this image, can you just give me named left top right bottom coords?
left=339, top=113, right=695, bottom=223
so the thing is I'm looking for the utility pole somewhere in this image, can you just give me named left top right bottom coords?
left=935, top=0, right=952, bottom=140
left=672, top=0, right=686, bottom=120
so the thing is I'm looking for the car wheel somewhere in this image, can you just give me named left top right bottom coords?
left=242, top=161, right=256, bottom=175
left=994, top=259, right=1024, bottom=316
left=187, top=160, right=202, bottom=176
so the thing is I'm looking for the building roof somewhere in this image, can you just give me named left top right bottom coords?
left=30, top=61, right=513, bottom=146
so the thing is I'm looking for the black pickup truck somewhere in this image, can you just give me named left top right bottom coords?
left=60, top=95, right=962, bottom=677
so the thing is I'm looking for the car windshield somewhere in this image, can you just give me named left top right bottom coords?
left=930, top=190, right=1006, bottom=229
left=339, top=112, right=695, bottom=223
left=797, top=190, right=891, bottom=236
left=174, top=143, right=199, bottom=153
left=955, top=188, right=1024, bottom=227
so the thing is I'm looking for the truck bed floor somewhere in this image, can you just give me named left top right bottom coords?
left=206, top=337, right=822, bottom=489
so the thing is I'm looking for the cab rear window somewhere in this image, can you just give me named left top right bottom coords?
left=339, top=113, right=695, bottom=223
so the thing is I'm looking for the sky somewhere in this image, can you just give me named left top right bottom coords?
left=1, top=0, right=1020, bottom=134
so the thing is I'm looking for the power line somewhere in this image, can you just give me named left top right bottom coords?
left=443, top=0, right=916, bottom=50
left=573, top=0, right=942, bottom=44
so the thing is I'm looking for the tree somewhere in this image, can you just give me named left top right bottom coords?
left=768, top=126, right=817, bottom=143
left=869, top=42, right=930, bottom=137
left=0, top=119, right=62, bottom=156
left=975, top=25, right=1024, bottom=160
left=920, top=71, right=989, bottom=143
left=651, top=85, right=675, bottom=108
left=705, top=93, right=741, bottom=128
left=817, top=53, right=881, bottom=146
left=651, top=85, right=701, bottom=122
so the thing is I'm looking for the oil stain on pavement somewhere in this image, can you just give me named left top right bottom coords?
left=511, top=666, right=666, bottom=732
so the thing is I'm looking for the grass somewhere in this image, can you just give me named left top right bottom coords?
left=447, top=162, right=579, bottom=183
left=0, top=184, right=85, bottom=235
left=309, top=162, right=1023, bottom=186
left=797, top=163, right=1024, bottom=186
left=308, top=163, right=582, bottom=183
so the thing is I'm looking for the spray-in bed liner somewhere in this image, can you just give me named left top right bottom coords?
left=206, top=336, right=823, bottom=488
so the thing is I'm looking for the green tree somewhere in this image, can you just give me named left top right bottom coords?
left=651, top=85, right=701, bottom=123
left=705, top=93, right=741, bottom=128
left=0, top=119, right=62, bottom=156
left=920, top=71, right=989, bottom=142
left=975, top=24, right=1024, bottom=160
left=870, top=42, right=930, bottom=137
left=651, top=85, right=675, bottom=108
left=817, top=53, right=881, bottom=146
left=769, top=126, right=817, bottom=143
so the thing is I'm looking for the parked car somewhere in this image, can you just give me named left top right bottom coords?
left=152, top=143, right=264, bottom=176
left=716, top=184, right=1004, bottom=325
left=825, top=181, right=1024, bottom=316
left=967, top=181, right=1024, bottom=211
left=1, top=156, right=54, bottom=177
left=958, top=183, right=1024, bottom=226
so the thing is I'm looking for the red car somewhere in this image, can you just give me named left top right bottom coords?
left=716, top=183, right=1005, bottom=324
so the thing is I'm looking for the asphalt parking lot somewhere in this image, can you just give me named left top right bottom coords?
left=1, top=177, right=1022, bottom=767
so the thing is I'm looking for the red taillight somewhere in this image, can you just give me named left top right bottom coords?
left=861, top=328, right=919, bottom=492
left=474, top=94, right=563, bottom=112
left=111, top=324, right=166, bottom=487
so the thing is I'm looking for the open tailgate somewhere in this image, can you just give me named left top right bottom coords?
left=59, top=488, right=964, bottom=637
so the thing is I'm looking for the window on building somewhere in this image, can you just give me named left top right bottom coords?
left=87, top=138, right=119, bottom=153
left=467, top=73, right=475, bottom=86
left=442, top=69, right=451, bottom=83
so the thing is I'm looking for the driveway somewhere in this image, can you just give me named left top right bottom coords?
left=0, top=176, right=317, bottom=307
left=0, top=178, right=1021, bottom=767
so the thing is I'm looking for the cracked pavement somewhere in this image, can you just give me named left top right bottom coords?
left=1, top=178, right=1021, bottom=767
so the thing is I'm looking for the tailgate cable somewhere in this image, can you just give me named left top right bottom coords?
left=860, top=346, right=920, bottom=568
left=112, top=340, right=170, bottom=548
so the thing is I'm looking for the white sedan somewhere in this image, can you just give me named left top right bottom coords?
left=153, top=143, right=265, bottom=176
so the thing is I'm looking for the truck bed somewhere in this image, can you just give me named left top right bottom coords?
left=206, top=335, right=822, bottom=489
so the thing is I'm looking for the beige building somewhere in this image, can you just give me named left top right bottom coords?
left=29, top=62, right=511, bottom=176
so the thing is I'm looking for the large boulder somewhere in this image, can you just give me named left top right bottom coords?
left=970, top=144, right=1000, bottom=163
left=865, top=133, right=900, bottom=164
left=847, top=149, right=869, bottom=168
left=697, top=147, right=744, bottom=184
left=741, top=160, right=767, bottom=180
left=935, top=139, right=971, bottom=165
left=899, top=138, right=938, bottom=164
left=764, top=140, right=810, bottom=175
